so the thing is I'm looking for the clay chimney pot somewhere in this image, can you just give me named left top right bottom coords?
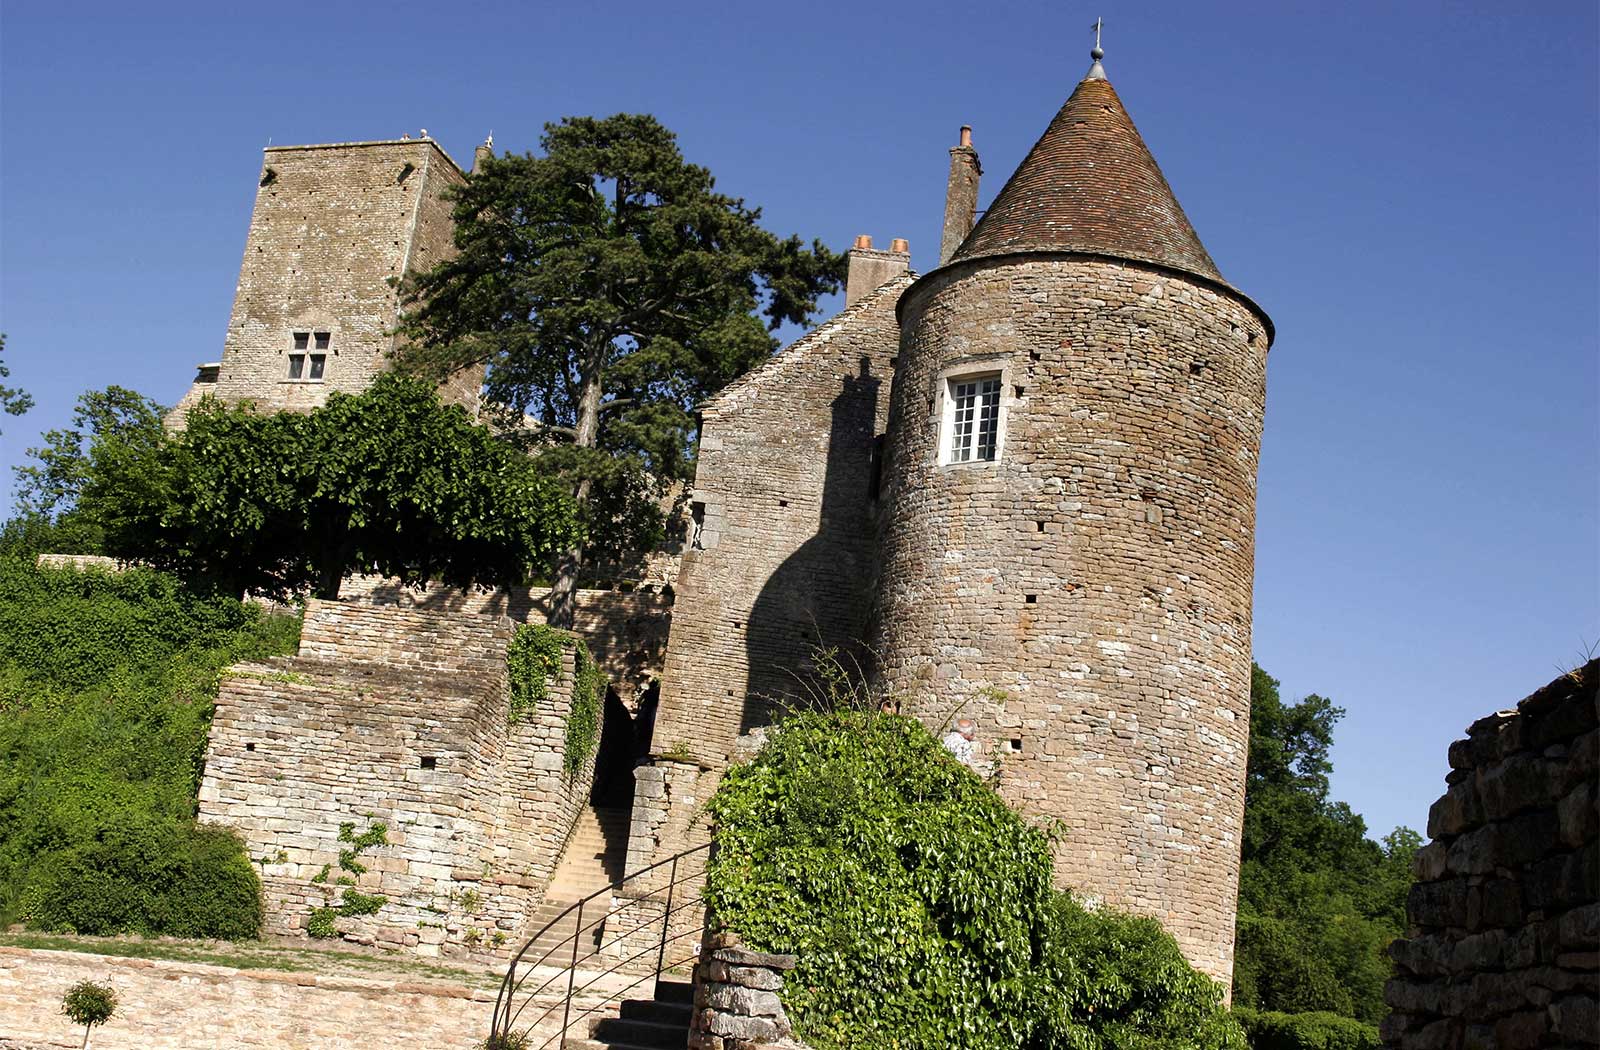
left=853, top=234, right=874, bottom=250
left=890, top=238, right=910, bottom=254
left=959, top=126, right=973, bottom=148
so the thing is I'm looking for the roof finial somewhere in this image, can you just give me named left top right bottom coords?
left=1087, top=17, right=1107, bottom=80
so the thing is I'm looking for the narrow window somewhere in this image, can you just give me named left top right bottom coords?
left=308, top=355, right=326, bottom=380
left=946, top=375, right=1002, bottom=463
left=420, top=756, right=437, bottom=769
left=313, top=332, right=331, bottom=350
left=287, top=354, right=305, bottom=379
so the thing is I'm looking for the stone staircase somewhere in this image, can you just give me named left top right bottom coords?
left=520, top=805, right=632, bottom=966
left=562, top=979, right=694, bottom=1050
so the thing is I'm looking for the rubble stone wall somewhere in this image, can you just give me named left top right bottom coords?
left=198, top=600, right=597, bottom=957
left=1382, top=660, right=1599, bottom=1049
left=873, top=255, right=1270, bottom=986
left=648, top=274, right=910, bottom=767
left=688, top=931, right=804, bottom=1050
left=0, top=947, right=496, bottom=1050
left=339, top=576, right=671, bottom=703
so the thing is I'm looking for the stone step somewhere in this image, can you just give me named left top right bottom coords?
left=589, top=1016, right=688, bottom=1049
left=619, top=999, right=693, bottom=1025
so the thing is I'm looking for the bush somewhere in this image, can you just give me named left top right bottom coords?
left=0, top=558, right=297, bottom=936
left=1232, top=1008, right=1380, bottom=1050
left=705, top=711, right=1242, bottom=1050
left=26, top=821, right=262, bottom=939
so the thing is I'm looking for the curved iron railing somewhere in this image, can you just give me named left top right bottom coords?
left=488, top=840, right=712, bottom=1048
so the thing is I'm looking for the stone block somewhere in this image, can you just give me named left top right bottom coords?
left=705, top=983, right=784, bottom=1018
left=1428, top=780, right=1484, bottom=840
left=1548, top=993, right=1600, bottom=1042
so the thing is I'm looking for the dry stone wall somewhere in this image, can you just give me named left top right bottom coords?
left=339, top=575, right=671, bottom=704
left=688, top=931, right=804, bottom=1050
left=1382, top=660, right=1599, bottom=1050
left=198, top=599, right=597, bottom=957
left=872, top=255, right=1270, bottom=985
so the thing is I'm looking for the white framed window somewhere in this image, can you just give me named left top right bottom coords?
left=943, top=373, right=1002, bottom=464
left=288, top=331, right=330, bottom=381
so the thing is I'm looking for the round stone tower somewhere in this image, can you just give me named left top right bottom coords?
left=873, top=53, right=1273, bottom=986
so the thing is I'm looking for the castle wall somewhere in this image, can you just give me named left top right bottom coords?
left=337, top=574, right=672, bottom=704
left=647, top=276, right=909, bottom=765
left=1382, top=661, right=1598, bottom=1049
left=203, top=139, right=479, bottom=416
left=198, top=599, right=598, bottom=957
left=872, top=256, right=1269, bottom=985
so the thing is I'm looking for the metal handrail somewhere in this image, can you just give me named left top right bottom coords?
left=488, top=840, right=712, bottom=1048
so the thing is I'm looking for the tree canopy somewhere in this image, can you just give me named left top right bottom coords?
left=0, top=335, right=32, bottom=430
left=1233, top=663, right=1419, bottom=1024
left=10, top=375, right=581, bottom=599
left=397, top=113, right=844, bottom=624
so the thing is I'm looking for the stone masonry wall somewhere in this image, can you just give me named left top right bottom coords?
left=872, top=255, right=1270, bottom=986
left=688, top=931, right=804, bottom=1050
left=198, top=599, right=597, bottom=957
left=199, top=138, right=480, bottom=416
left=338, top=575, right=672, bottom=704
left=1382, top=660, right=1599, bottom=1049
left=0, top=947, right=496, bottom=1050
left=648, top=273, right=911, bottom=767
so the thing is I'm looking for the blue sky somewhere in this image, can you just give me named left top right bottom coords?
left=2, top=1, right=1595, bottom=840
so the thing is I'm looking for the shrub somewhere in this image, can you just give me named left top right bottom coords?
left=61, top=979, right=118, bottom=1038
left=705, top=711, right=1242, bottom=1050
left=25, top=821, right=262, bottom=939
left=1232, top=1008, right=1380, bottom=1050
left=0, top=558, right=296, bottom=936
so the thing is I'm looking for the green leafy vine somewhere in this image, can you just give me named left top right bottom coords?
left=307, top=817, right=389, bottom=938
left=505, top=623, right=606, bottom=778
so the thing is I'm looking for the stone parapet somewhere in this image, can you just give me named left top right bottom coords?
left=1382, top=659, right=1599, bottom=1050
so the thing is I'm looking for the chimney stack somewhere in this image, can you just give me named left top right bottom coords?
left=845, top=235, right=911, bottom=307
left=939, top=125, right=982, bottom=266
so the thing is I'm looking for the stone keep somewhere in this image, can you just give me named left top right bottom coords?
left=168, top=136, right=482, bottom=424
left=871, top=63, right=1273, bottom=983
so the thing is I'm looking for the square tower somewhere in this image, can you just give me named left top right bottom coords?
left=176, top=137, right=479, bottom=421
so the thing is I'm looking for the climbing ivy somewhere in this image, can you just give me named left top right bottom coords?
left=706, top=710, right=1243, bottom=1050
left=506, top=624, right=564, bottom=724
left=505, top=623, right=606, bottom=778
left=307, top=818, right=389, bottom=938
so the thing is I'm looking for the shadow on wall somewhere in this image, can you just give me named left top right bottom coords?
left=741, top=360, right=885, bottom=733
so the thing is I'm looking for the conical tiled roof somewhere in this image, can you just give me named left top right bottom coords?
left=951, top=73, right=1222, bottom=283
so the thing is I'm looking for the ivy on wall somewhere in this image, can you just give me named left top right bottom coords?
left=505, top=623, right=607, bottom=778
left=307, top=817, right=389, bottom=939
left=705, top=710, right=1244, bottom=1050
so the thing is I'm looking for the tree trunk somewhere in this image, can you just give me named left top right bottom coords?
left=547, top=348, right=606, bottom=628
left=82, top=1024, right=92, bottom=1050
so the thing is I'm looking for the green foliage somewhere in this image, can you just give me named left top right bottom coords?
left=307, top=818, right=389, bottom=936
left=1233, top=665, right=1419, bottom=1024
left=398, top=114, right=844, bottom=606
left=478, top=1032, right=531, bottom=1050
left=1232, top=1008, right=1380, bottom=1050
left=506, top=623, right=564, bottom=722
left=0, top=559, right=295, bottom=937
left=0, top=334, right=34, bottom=431
left=26, top=821, right=263, bottom=940
left=306, top=908, right=338, bottom=939
left=10, top=385, right=165, bottom=555
left=15, top=374, right=581, bottom=600
left=504, top=623, right=606, bottom=777
left=61, top=979, right=117, bottom=1028
left=566, top=637, right=605, bottom=777
left=706, top=711, right=1241, bottom=1050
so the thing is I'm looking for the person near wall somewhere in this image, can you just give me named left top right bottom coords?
left=942, top=718, right=979, bottom=767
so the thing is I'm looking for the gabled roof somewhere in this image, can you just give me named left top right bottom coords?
left=951, top=73, right=1221, bottom=284
left=698, top=272, right=912, bottom=415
